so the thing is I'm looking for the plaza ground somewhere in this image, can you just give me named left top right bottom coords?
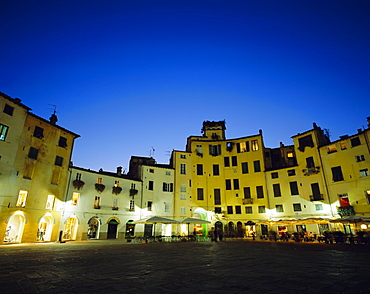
left=1, top=239, right=369, bottom=294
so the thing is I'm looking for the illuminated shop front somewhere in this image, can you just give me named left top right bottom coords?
left=87, top=217, right=101, bottom=239
left=4, top=211, right=26, bottom=243
left=37, top=213, right=54, bottom=241
left=63, top=215, right=78, bottom=240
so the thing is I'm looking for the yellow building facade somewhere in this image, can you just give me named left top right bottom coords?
left=0, top=92, right=79, bottom=244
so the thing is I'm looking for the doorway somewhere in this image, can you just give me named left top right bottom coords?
left=107, top=220, right=118, bottom=239
left=37, top=215, right=53, bottom=241
left=4, top=213, right=25, bottom=243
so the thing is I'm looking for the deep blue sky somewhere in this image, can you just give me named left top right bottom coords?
left=1, top=1, right=369, bottom=172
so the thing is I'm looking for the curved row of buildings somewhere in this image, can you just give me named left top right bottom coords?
left=1, top=92, right=369, bottom=244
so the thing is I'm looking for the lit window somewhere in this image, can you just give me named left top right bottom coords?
left=72, top=193, right=80, bottom=205
left=16, top=190, right=28, bottom=207
left=238, top=142, right=249, bottom=153
left=46, top=195, right=55, bottom=210
left=340, top=142, right=347, bottom=150
left=327, top=145, right=337, bottom=154
left=251, top=140, right=259, bottom=151
left=97, top=177, right=103, bottom=184
left=360, top=169, right=369, bottom=177
left=115, top=181, right=120, bottom=187
left=0, top=123, right=9, bottom=141
left=287, top=152, right=294, bottom=158
left=94, top=196, right=101, bottom=208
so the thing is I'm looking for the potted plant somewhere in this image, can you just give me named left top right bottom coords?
left=112, top=207, right=119, bottom=210
left=129, top=188, right=138, bottom=196
left=95, top=183, right=105, bottom=193
left=72, top=179, right=85, bottom=190
left=112, top=186, right=122, bottom=195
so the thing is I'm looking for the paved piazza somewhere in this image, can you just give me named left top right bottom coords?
left=1, top=239, right=369, bottom=294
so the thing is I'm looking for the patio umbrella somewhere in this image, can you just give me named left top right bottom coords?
left=330, top=215, right=370, bottom=231
left=181, top=217, right=211, bottom=235
left=133, top=216, right=180, bottom=237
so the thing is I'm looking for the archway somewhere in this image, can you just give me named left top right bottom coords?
left=37, top=215, right=54, bottom=241
left=107, top=219, right=119, bottom=239
left=193, top=207, right=209, bottom=236
left=227, top=221, right=235, bottom=237
left=87, top=217, right=101, bottom=239
left=63, top=216, right=78, bottom=240
left=125, top=220, right=135, bottom=240
left=4, top=213, right=25, bottom=243
left=236, top=221, right=244, bottom=237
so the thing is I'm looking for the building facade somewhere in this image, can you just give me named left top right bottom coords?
left=0, top=92, right=79, bottom=244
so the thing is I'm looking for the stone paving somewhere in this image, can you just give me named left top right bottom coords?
left=0, top=239, right=369, bottom=294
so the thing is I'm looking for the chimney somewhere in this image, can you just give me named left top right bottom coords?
left=117, top=166, right=122, bottom=176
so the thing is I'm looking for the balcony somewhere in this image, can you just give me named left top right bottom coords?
left=242, top=198, right=253, bottom=204
left=309, top=194, right=324, bottom=201
left=337, top=205, right=355, bottom=217
left=302, top=166, right=320, bottom=176
left=129, top=189, right=138, bottom=196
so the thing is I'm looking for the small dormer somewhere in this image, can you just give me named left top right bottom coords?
left=201, top=120, right=226, bottom=140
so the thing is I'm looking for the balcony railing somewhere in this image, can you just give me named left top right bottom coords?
left=242, top=198, right=253, bottom=204
left=303, top=166, right=320, bottom=176
left=337, top=205, right=355, bottom=217
left=309, top=194, right=324, bottom=201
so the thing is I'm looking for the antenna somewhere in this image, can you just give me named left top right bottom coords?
left=48, top=104, right=57, bottom=114
left=165, top=151, right=171, bottom=157
left=149, top=147, right=155, bottom=157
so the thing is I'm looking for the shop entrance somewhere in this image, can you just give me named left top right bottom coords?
left=87, top=218, right=100, bottom=239
left=4, top=213, right=25, bottom=243
left=37, top=215, right=53, bottom=241
left=63, top=216, right=78, bottom=240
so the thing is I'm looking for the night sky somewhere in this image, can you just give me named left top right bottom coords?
left=1, top=1, right=369, bottom=172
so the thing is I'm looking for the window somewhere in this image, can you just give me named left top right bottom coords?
left=129, top=200, right=135, bottom=210
left=196, top=145, right=203, bottom=155
left=226, top=142, right=234, bottom=151
left=243, top=187, right=251, bottom=199
left=209, top=144, right=221, bottom=156
left=360, top=169, right=369, bottom=177
left=197, top=188, right=204, bottom=200
left=58, top=136, right=67, bottom=147
left=180, top=184, right=186, bottom=192
left=356, top=155, right=365, bottom=162
left=72, top=192, right=80, bottom=205
left=180, top=193, right=186, bottom=200
left=213, top=164, right=220, bottom=176
left=180, top=163, right=186, bottom=175
left=339, top=194, right=350, bottom=207
left=180, top=154, right=186, bottom=159
left=214, top=189, right=221, bottom=205
left=327, top=145, right=337, bottom=154
left=258, top=206, right=266, bottom=213
left=149, top=169, right=154, bottom=173
left=288, top=169, right=296, bottom=176
left=271, top=172, right=278, bottom=179
left=33, top=126, right=44, bottom=139
left=225, top=179, right=232, bottom=190
left=254, top=160, right=261, bottom=172
left=315, top=204, right=323, bottom=211
left=298, top=134, right=314, bottom=151
left=164, top=202, right=170, bottom=212
left=130, top=183, right=135, bottom=189
left=163, top=183, right=173, bottom=192
left=241, top=162, right=249, bottom=174
left=231, top=156, right=237, bottom=166
left=237, top=142, right=249, bottom=153
left=55, top=156, right=63, bottom=167
left=180, top=207, right=186, bottom=214
left=276, top=205, right=284, bottom=212
left=3, top=104, right=14, bottom=116
left=365, top=190, right=370, bottom=205
left=332, top=166, right=344, bottom=182
left=351, top=137, right=361, bottom=147
left=233, top=179, right=239, bottom=190
left=227, top=206, right=233, bottom=214
left=224, top=157, right=230, bottom=167
left=46, top=195, right=55, bottom=210
left=97, top=177, right=103, bottom=184
left=113, top=198, right=119, bottom=209
left=290, top=181, right=299, bottom=195
left=28, top=147, right=39, bottom=159
left=166, top=171, right=171, bottom=176
left=251, top=140, right=259, bottom=151
left=148, top=181, right=154, bottom=190
left=273, top=183, right=281, bottom=197
left=94, top=196, right=101, bottom=208
left=235, top=206, right=241, bottom=214
left=341, top=142, right=347, bottom=150
left=197, top=164, right=203, bottom=175
left=256, top=186, right=264, bottom=198
left=306, top=157, right=315, bottom=168
left=287, top=152, right=294, bottom=158
left=16, top=190, right=28, bottom=207
left=245, top=206, right=253, bottom=214
left=215, top=207, right=222, bottom=214
left=0, top=123, right=9, bottom=141
left=311, top=183, right=322, bottom=200
left=113, top=181, right=120, bottom=188
left=146, top=200, right=152, bottom=211
left=293, top=203, right=302, bottom=211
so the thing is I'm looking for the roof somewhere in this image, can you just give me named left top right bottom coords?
left=0, top=91, right=32, bottom=111
left=71, top=165, right=142, bottom=181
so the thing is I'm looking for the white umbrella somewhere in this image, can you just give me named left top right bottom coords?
left=133, top=216, right=179, bottom=238
left=330, top=215, right=370, bottom=231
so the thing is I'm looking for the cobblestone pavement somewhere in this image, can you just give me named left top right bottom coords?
left=1, top=239, right=369, bottom=294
